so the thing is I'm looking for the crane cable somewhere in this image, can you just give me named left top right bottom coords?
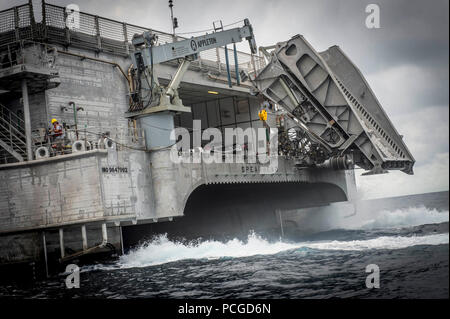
left=175, top=19, right=245, bottom=35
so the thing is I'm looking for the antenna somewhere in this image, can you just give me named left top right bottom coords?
left=168, top=0, right=178, bottom=36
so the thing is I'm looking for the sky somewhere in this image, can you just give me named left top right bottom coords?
left=3, top=0, right=449, bottom=199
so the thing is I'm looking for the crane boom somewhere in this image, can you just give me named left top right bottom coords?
left=132, top=19, right=256, bottom=65
left=128, top=19, right=256, bottom=115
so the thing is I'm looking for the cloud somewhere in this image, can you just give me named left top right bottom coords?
left=356, top=152, right=449, bottom=199
left=393, top=106, right=449, bottom=164
left=359, top=63, right=448, bottom=198
left=2, top=0, right=448, bottom=198
left=366, top=64, right=448, bottom=115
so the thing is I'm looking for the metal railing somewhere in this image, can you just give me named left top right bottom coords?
left=31, top=126, right=147, bottom=158
left=0, top=101, right=146, bottom=164
left=0, top=103, right=27, bottom=162
left=0, top=40, right=57, bottom=70
left=0, top=1, right=265, bottom=74
left=42, top=2, right=265, bottom=73
left=0, top=3, right=35, bottom=46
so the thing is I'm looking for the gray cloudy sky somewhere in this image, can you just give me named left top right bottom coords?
left=3, top=0, right=449, bottom=199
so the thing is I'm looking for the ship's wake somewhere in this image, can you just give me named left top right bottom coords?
left=85, top=206, right=449, bottom=271
left=117, top=233, right=448, bottom=269
left=328, top=205, right=449, bottom=230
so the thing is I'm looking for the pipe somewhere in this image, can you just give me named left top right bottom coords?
left=56, top=49, right=131, bottom=90
left=224, top=45, right=232, bottom=88
left=316, top=155, right=354, bottom=170
left=127, top=64, right=135, bottom=92
left=233, top=43, right=240, bottom=86
left=68, top=102, right=79, bottom=139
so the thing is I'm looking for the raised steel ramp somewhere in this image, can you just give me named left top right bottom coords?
left=253, top=35, right=415, bottom=175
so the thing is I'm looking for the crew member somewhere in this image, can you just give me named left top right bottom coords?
left=258, top=100, right=274, bottom=155
left=50, top=118, right=65, bottom=154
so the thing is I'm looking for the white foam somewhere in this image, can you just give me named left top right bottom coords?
left=117, top=232, right=449, bottom=269
left=357, top=207, right=449, bottom=229
left=300, top=233, right=449, bottom=251
left=325, top=205, right=449, bottom=230
left=118, top=232, right=297, bottom=268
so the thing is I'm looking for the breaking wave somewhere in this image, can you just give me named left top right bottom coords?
left=355, top=206, right=449, bottom=229
left=117, top=232, right=449, bottom=269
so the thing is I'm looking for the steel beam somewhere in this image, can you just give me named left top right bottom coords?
left=21, top=79, right=33, bottom=161
left=81, top=225, right=88, bottom=250
left=59, top=228, right=65, bottom=258
left=101, top=223, right=107, bottom=245
left=42, top=231, right=49, bottom=278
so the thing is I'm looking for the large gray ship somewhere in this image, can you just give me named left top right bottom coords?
left=0, top=1, right=414, bottom=277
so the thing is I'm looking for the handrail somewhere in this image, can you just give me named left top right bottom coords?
left=0, top=131, right=26, bottom=152
left=0, top=1, right=266, bottom=73
left=0, top=101, right=27, bottom=162
left=0, top=121, right=26, bottom=146
left=0, top=129, right=26, bottom=154
left=0, top=104, right=26, bottom=140
left=0, top=103, right=25, bottom=126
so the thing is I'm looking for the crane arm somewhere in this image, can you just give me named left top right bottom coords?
left=133, top=19, right=256, bottom=66
left=128, top=19, right=256, bottom=113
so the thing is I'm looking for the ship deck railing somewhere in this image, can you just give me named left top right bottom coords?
left=0, top=1, right=266, bottom=77
left=0, top=126, right=147, bottom=165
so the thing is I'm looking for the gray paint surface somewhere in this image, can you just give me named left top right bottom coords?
left=0, top=28, right=355, bottom=265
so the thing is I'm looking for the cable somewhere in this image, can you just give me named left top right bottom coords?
left=175, top=19, right=245, bottom=35
left=222, top=19, right=245, bottom=28
left=176, top=27, right=215, bottom=35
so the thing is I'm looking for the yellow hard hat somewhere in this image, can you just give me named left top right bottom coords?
left=51, top=118, right=58, bottom=124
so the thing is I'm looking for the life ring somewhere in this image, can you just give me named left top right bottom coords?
left=72, top=140, right=86, bottom=153
left=35, top=146, right=50, bottom=159
left=104, top=137, right=114, bottom=149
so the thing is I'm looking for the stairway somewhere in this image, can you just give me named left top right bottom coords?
left=0, top=103, right=27, bottom=163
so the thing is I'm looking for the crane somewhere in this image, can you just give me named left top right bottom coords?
left=128, top=19, right=256, bottom=114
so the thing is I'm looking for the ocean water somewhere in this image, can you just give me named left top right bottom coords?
left=0, top=196, right=449, bottom=299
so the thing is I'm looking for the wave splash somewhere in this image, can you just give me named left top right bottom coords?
left=354, top=206, right=449, bottom=229
left=117, top=232, right=449, bottom=269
